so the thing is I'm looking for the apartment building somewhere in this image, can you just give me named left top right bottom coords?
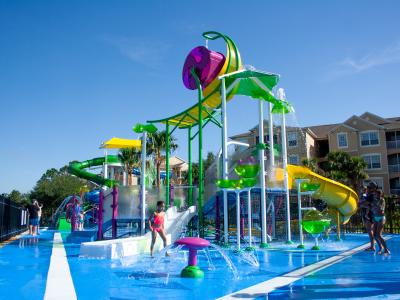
left=230, top=112, right=400, bottom=195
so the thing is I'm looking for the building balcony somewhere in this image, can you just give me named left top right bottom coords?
left=390, top=189, right=400, bottom=196
left=389, top=164, right=400, bottom=173
left=387, top=140, right=400, bottom=149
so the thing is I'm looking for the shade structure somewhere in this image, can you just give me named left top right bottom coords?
left=100, top=137, right=141, bottom=149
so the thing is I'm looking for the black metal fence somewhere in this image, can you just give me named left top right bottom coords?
left=345, top=195, right=400, bottom=234
left=0, top=197, right=28, bottom=242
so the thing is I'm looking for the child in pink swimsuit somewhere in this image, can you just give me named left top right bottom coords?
left=149, top=201, right=168, bottom=256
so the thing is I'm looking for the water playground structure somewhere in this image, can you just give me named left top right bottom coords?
left=53, top=31, right=359, bottom=268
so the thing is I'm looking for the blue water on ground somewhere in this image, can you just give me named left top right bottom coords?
left=267, top=236, right=400, bottom=299
left=0, top=231, right=398, bottom=299
left=0, top=230, right=54, bottom=300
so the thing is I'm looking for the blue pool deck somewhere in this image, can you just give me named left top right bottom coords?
left=0, top=230, right=398, bottom=300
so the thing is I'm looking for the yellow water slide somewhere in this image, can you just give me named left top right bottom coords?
left=274, top=165, right=358, bottom=224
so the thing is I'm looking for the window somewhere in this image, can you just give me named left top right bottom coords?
left=360, top=131, right=379, bottom=146
left=337, top=132, right=348, bottom=148
left=362, top=154, right=381, bottom=169
left=288, top=132, right=297, bottom=147
left=288, top=155, right=299, bottom=165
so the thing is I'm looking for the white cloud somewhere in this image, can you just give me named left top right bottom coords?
left=103, top=36, right=171, bottom=69
left=327, top=41, right=400, bottom=80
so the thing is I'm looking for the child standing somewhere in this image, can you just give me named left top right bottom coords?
left=149, top=201, right=168, bottom=256
left=79, top=211, right=85, bottom=231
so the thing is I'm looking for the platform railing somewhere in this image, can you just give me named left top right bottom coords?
left=0, top=196, right=28, bottom=242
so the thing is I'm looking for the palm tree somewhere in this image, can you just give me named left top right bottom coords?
left=147, top=131, right=178, bottom=187
left=346, top=156, right=368, bottom=192
left=118, top=148, right=141, bottom=185
left=325, top=151, right=368, bottom=192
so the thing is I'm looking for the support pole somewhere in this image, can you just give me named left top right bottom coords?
left=140, top=131, right=147, bottom=235
left=188, top=127, right=193, bottom=206
left=258, top=100, right=268, bottom=246
left=236, top=191, right=241, bottom=250
left=97, top=189, right=104, bottom=240
left=215, top=194, right=221, bottom=241
left=166, top=122, right=170, bottom=208
left=268, top=101, right=275, bottom=240
left=278, top=88, right=292, bottom=244
left=268, top=102, right=275, bottom=168
left=247, top=189, right=252, bottom=246
left=104, top=150, right=108, bottom=180
left=71, top=195, right=77, bottom=232
left=297, top=180, right=305, bottom=248
left=221, top=77, right=229, bottom=243
left=198, top=88, right=204, bottom=236
left=112, top=186, right=118, bottom=239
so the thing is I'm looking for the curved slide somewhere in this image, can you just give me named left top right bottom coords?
left=68, top=155, right=120, bottom=187
left=275, top=165, right=358, bottom=224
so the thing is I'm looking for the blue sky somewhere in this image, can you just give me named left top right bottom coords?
left=1, top=1, right=399, bottom=193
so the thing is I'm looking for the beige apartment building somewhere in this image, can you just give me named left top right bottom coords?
left=231, top=112, right=400, bottom=196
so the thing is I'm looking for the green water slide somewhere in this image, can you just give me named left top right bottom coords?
left=68, top=155, right=120, bottom=187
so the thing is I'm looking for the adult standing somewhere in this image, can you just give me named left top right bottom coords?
left=28, top=199, right=40, bottom=236
left=359, top=184, right=375, bottom=251
left=37, top=202, right=43, bottom=235
left=372, top=190, right=390, bottom=255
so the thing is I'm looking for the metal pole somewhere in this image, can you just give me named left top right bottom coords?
left=97, top=189, right=104, bottom=240
left=236, top=191, right=241, bottom=250
left=297, top=180, right=304, bottom=247
left=71, top=195, right=77, bottom=232
left=140, top=131, right=147, bottom=235
left=104, top=150, right=108, bottom=180
left=268, top=101, right=275, bottom=241
left=221, top=77, right=229, bottom=243
left=268, top=102, right=275, bottom=168
left=112, top=186, right=118, bottom=239
left=279, top=88, right=292, bottom=243
left=188, top=127, right=193, bottom=206
left=247, top=189, right=252, bottom=246
left=216, top=195, right=221, bottom=241
left=165, top=122, right=170, bottom=208
left=198, top=87, right=204, bottom=236
left=258, top=100, right=268, bottom=246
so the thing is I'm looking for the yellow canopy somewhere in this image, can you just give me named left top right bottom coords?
left=100, top=137, right=141, bottom=149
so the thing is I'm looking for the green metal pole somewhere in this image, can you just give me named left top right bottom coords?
left=198, top=88, right=204, bottom=237
left=188, top=126, right=193, bottom=206
left=191, top=68, right=204, bottom=236
left=165, top=121, right=170, bottom=209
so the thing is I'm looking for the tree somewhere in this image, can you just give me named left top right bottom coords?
left=204, top=152, right=216, bottom=171
left=30, top=167, right=87, bottom=224
left=147, top=131, right=178, bottom=187
left=8, top=190, right=30, bottom=205
left=324, top=151, right=368, bottom=192
left=118, top=148, right=141, bottom=185
left=182, top=151, right=215, bottom=185
left=301, top=158, right=322, bottom=174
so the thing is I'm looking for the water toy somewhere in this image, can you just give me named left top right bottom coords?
left=302, top=210, right=331, bottom=250
left=175, top=237, right=210, bottom=278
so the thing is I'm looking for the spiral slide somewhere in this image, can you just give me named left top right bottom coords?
left=274, top=165, right=358, bottom=224
left=68, top=155, right=120, bottom=187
